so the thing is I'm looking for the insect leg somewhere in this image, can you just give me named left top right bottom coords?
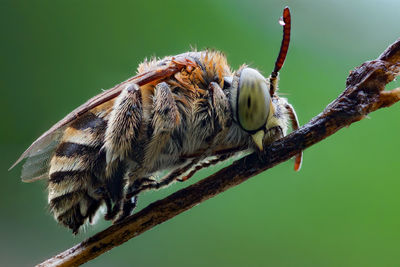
left=113, top=161, right=198, bottom=223
left=143, top=82, right=181, bottom=167
left=178, top=154, right=231, bottom=182
left=111, top=176, right=156, bottom=222
left=209, top=82, right=232, bottom=131
left=113, top=196, right=138, bottom=224
left=199, top=81, right=233, bottom=152
left=111, top=154, right=236, bottom=223
left=126, top=159, right=201, bottom=198
left=127, top=154, right=231, bottom=196
left=103, top=83, right=143, bottom=175
left=114, top=153, right=239, bottom=222
left=93, top=186, right=114, bottom=220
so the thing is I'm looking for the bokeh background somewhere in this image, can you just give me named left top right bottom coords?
left=1, top=0, right=400, bottom=266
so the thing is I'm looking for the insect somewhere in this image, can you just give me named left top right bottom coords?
left=10, top=7, right=302, bottom=234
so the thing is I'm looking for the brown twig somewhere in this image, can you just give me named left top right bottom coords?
left=37, top=38, right=400, bottom=267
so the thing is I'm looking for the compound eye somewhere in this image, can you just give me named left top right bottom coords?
left=237, top=68, right=270, bottom=132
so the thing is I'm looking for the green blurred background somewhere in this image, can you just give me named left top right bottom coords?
left=1, top=0, right=400, bottom=266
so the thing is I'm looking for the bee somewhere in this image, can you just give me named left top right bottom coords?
left=10, top=7, right=302, bottom=234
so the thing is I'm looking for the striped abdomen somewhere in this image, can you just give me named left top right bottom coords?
left=48, top=110, right=109, bottom=233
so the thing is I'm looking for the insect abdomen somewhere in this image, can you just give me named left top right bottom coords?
left=48, top=111, right=107, bottom=233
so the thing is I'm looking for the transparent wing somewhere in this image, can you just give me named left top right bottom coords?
left=20, top=127, right=65, bottom=182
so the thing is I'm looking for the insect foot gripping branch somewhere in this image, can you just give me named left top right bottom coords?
left=10, top=7, right=302, bottom=234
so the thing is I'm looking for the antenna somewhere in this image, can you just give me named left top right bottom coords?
left=270, top=6, right=291, bottom=95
